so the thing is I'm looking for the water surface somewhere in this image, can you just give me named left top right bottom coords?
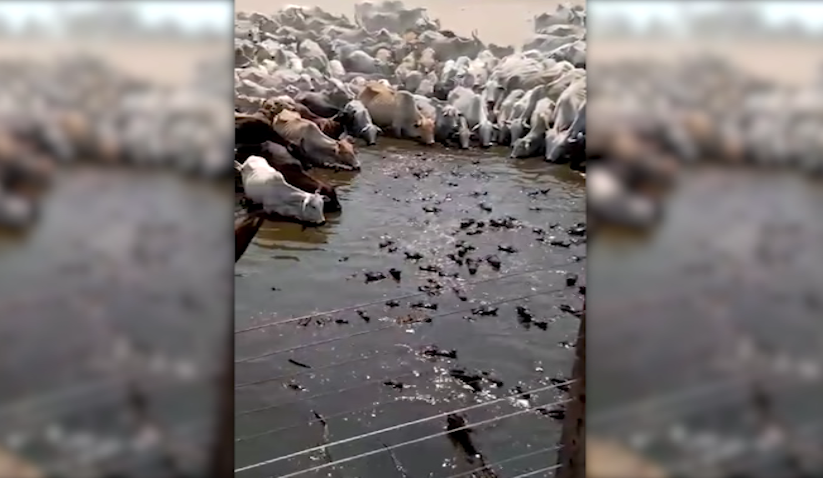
left=234, top=144, right=586, bottom=477
left=589, top=167, right=823, bottom=476
left=0, top=167, right=232, bottom=477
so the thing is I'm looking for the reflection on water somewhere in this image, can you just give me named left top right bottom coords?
left=234, top=146, right=586, bottom=477
left=590, top=166, right=823, bottom=475
left=254, top=222, right=334, bottom=248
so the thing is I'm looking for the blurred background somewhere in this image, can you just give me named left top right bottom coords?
left=587, top=2, right=823, bottom=477
left=0, top=2, right=233, bottom=477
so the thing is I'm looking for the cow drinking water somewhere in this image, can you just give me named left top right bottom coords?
left=235, top=155, right=326, bottom=226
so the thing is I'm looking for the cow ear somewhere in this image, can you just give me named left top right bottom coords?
left=471, top=124, right=479, bottom=132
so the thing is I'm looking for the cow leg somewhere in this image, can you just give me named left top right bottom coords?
left=392, top=124, right=403, bottom=139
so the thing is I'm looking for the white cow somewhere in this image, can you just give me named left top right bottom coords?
left=236, top=156, right=326, bottom=225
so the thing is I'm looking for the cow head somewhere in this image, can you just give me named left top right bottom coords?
left=508, top=119, right=528, bottom=144
left=413, top=117, right=435, bottom=145
left=332, top=138, right=361, bottom=170
left=296, top=191, right=326, bottom=225
left=360, top=124, right=381, bottom=146
left=545, top=130, right=571, bottom=163
left=510, top=136, right=536, bottom=159
left=259, top=99, right=288, bottom=121
left=471, top=121, right=494, bottom=148
left=588, top=165, right=663, bottom=231
left=317, top=185, right=342, bottom=212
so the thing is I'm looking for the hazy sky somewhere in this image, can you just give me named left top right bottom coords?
left=0, top=1, right=232, bottom=31
left=590, top=2, right=823, bottom=29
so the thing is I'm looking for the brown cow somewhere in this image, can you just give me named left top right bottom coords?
left=37, top=110, right=119, bottom=165
left=0, top=132, right=53, bottom=229
left=272, top=110, right=360, bottom=170
left=235, top=107, right=291, bottom=147
left=588, top=123, right=679, bottom=200
left=0, top=131, right=54, bottom=197
left=290, top=102, right=347, bottom=140
left=358, top=81, right=435, bottom=145
left=235, top=208, right=265, bottom=262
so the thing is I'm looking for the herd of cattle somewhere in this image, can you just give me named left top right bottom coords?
left=0, top=55, right=231, bottom=229
left=593, top=57, right=823, bottom=174
left=233, top=2, right=588, bottom=226
left=587, top=54, right=823, bottom=229
left=6, top=2, right=820, bottom=233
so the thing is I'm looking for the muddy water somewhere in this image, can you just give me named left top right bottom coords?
left=0, top=168, right=232, bottom=476
left=234, top=143, right=586, bottom=477
left=589, top=168, right=823, bottom=474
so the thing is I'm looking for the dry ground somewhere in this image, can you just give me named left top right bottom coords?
left=236, top=0, right=585, bottom=47
left=590, top=39, right=823, bottom=87
left=0, top=39, right=226, bottom=85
